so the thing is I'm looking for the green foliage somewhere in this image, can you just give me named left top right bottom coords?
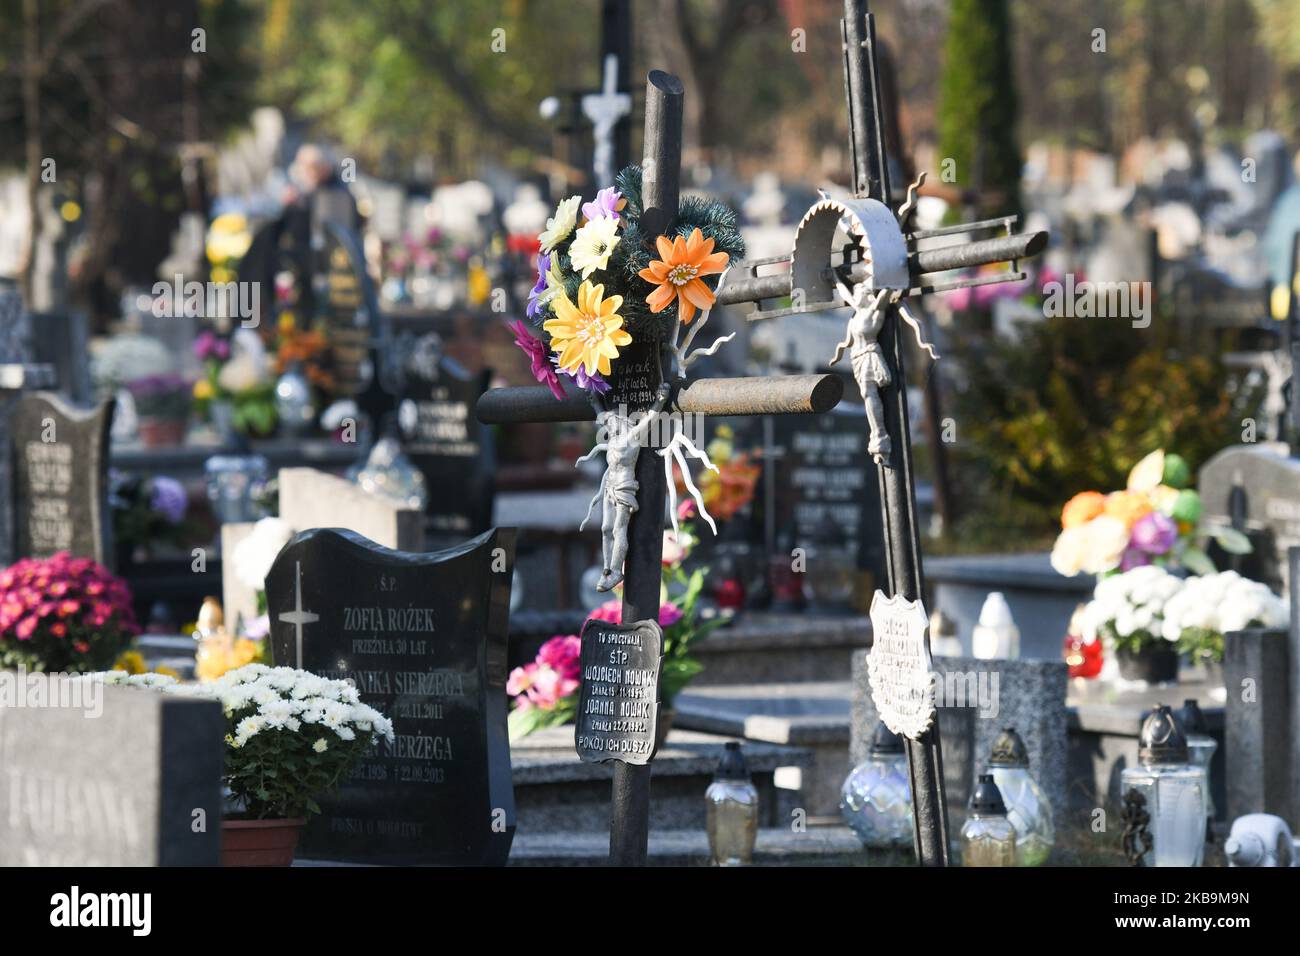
left=947, top=313, right=1256, bottom=547
left=225, top=718, right=374, bottom=821
left=661, top=562, right=725, bottom=706
left=937, top=0, right=1022, bottom=219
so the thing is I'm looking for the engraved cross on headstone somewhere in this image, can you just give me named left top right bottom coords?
left=277, top=560, right=320, bottom=669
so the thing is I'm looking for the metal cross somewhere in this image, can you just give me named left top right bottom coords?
left=710, top=0, right=1049, bottom=866
left=278, top=560, right=320, bottom=670
left=478, top=71, right=842, bottom=866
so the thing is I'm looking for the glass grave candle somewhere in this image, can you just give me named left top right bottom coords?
left=1177, top=698, right=1218, bottom=830
left=1120, top=704, right=1208, bottom=867
left=705, top=741, right=759, bottom=866
left=987, top=727, right=1055, bottom=866
left=841, top=720, right=913, bottom=849
left=961, top=774, right=1017, bottom=867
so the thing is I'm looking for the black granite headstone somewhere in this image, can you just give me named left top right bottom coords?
left=265, top=526, right=516, bottom=865
left=318, top=222, right=382, bottom=398
left=768, top=398, right=885, bottom=603
left=10, top=392, right=115, bottom=567
left=574, top=617, right=663, bottom=766
left=396, top=332, right=495, bottom=541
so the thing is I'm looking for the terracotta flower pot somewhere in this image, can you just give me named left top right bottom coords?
left=221, top=817, right=306, bottom=867
left=1115, top=644, right=1180, bottom=684
left=137, top=416, right=187, bottom=448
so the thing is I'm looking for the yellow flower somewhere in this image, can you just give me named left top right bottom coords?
left=539, top=196, right=581, bottom=254
left=193, top=379, right=214, bottom=401
left=569, top=216, right=620, bottom=279
left=544, top=281, right=632, bottom=378
left=1127, top=450, right=1165, bottom=492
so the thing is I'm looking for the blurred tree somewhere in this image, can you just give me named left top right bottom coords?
left=936, top=0, right=1022, bottom=219
left=0, top=0, right=258, bottom=322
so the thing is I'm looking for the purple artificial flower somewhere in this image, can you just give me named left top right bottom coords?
left=526, top=253, right=552, bottom=320
left=1118, top=547, right=1152, bottom=572
left=149, top=476, right=188, bottom=525
left=1130, top=510, right=1178, bottom=555
left=581, top=187, right=622, bottom=223
left=510, top=320, right=566, bottom=401
left=554, top=355, right=609, bottom=394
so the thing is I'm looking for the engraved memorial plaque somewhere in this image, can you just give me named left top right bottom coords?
left=574, top=617, right=663, bottom=766
left=266, top=526, right=516, bottom=865
left=10, top=392, right=115, bottom=566
left=867, top=590, right=937, bottom=741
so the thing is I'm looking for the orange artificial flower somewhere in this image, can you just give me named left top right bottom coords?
left=638, top=227, right=729, bottom=325
left=1060, top=491, right=1106, bottom=529
left=1103, top=490, right=1152, bottom=530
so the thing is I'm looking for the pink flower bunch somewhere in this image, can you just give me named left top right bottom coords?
left=507, top=635, right=581, bottom=711
left=0, top=553, right=138, bottom=670
left=587, top=599, right=683, bottom=629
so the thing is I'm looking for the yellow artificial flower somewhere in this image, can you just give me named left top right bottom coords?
left=1104, top=489, right=1152, bottom=530
left=1127, top=449, right=1165, bottom=491
left=569, top=216, right=620, bottom=279
left=544, top=281, right=632, bottom=378
left=539, top=196, right=582, bottom=254
left=193, top=379, right=214, bottom=401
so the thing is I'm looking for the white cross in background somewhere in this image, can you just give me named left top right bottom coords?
left=582, top=54, right=632, bottom=188
left=278, top=560, right=320, bottom=670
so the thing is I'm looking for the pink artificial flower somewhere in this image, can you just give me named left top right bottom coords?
left=507, top=663, right=536, bottom=704
left=581, top=187, right=623, bottom=223
left=585, top=600, right=683, bottom=629
left=677, top=499, right=697, bottom=521
left=537, top=635, right=581, bottom=680
left=510, top=319, right=566, bottom=401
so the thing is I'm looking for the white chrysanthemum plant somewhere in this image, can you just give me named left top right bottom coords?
left=84, top=665, right=394, bottom=820
left=1079, top=565, right=1185, bottom=659
left=1160, top=571, right=1288, bottom=666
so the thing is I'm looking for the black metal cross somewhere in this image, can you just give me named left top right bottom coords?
left=713, top=0, right=1048, bottom=866
left=478, top=70, right=842, bottom=866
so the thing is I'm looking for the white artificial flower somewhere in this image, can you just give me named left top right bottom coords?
left=1082, top=516, right=1130, bottom=574
left=538, top=196, right=581, bottom=253
left=1050, top=525, right=1090, bottom=576
left=568, top=216, right=620, bottom=279
left=232, top=519, right=296, bottom=593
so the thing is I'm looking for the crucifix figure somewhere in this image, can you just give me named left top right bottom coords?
left=278, top=560, right=320, bottom=669
left=583, top=53, right=633, bottom=188
left=478, top=71, right=843, bottom=865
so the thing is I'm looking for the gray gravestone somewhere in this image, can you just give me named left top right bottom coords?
left=10, top=392, right=115, bottom=567
left=0, top=289, right=56, bottom=567
left=1200, top=442, right=1300, bottom=594
left=222, top=466, right=424, bottom=631
left=1223, top=626, right=1296, bottom=829
left=851, top=649, right=1068, bottom=827
left=0, top=676, right=223, bottom=865
left=266, top=526, right=517, bottom=865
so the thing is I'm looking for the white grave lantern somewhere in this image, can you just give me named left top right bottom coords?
left=1120, top=704, right=1208, bottom=867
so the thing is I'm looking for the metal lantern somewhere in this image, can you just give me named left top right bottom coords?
left=841, top=720, right=913, bottom=849
left=1120, top=704, right=1208, bottom=867
left=961, top=774, right=1018, bottom=867
left=1177, top=698, right=1218, bottom=828
left=988, top=727, right=1055, bottom=865
left=705, top=741, right=759, bottom=866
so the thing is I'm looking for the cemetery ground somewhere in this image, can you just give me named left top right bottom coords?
left=1, top=0, right=1298, bottom=937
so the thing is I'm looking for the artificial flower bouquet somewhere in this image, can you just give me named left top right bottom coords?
left=510, top=166, right=744, bottom=400
left=1161, top=570, right=1287, bottom=665
left=89, top=664, right=394, bottom=820
left=192, top=328, right=279, bottom=437
left=0, top=554, right=139, bottom=672
left=110, top=472, right=193, bottom=557
left=1051, top=449, right=1248, bottom=577
left=1078, top=565, right=1185, bottom=658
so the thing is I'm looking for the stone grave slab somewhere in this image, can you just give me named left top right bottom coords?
left=0, top=675, right=223, bottom=865
left=10, top=392, right=115, bottom=567
left=266, top=526, right=516, bottom=865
